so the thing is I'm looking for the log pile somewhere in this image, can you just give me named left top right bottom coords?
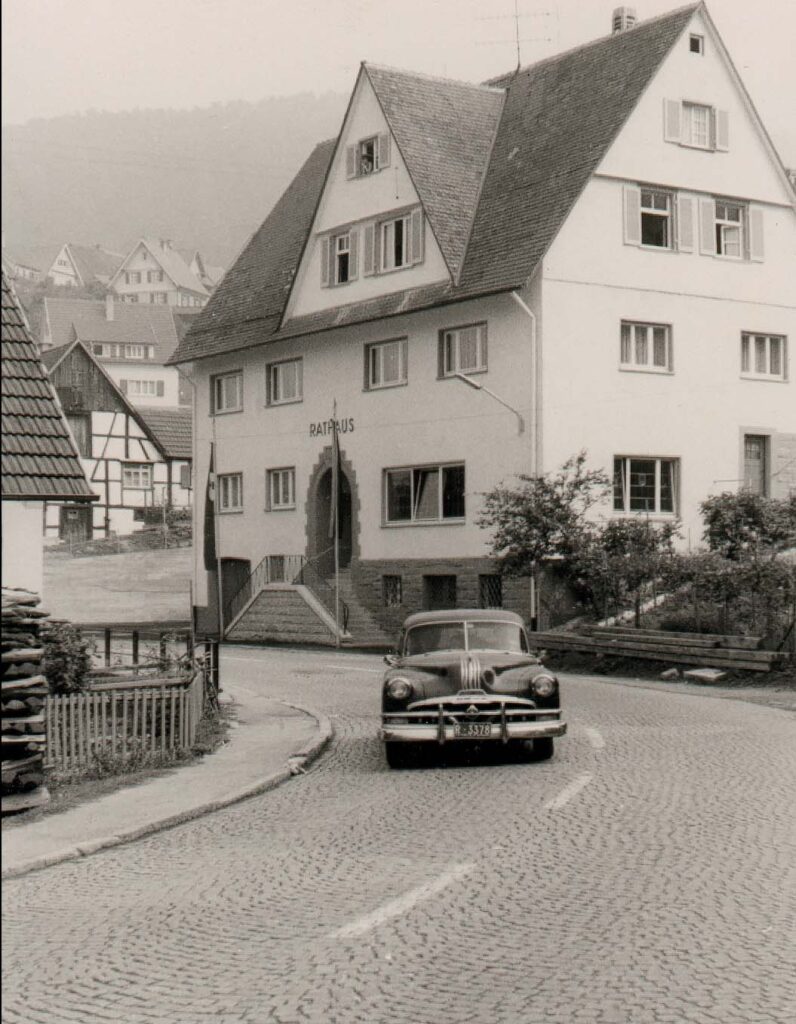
left=2, top=588, right=50, bottom=813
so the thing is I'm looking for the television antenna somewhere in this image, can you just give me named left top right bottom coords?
left=477, top=1, right=556, bottom=69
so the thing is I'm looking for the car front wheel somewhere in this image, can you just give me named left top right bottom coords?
left=532, top=737, right=554, bottom=761
left=385, top=742, right=416, bottom=770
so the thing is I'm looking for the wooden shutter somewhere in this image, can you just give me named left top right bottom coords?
left=699, top=198, right=717, bottom=255
left=663, top=99, right=682, bottom=143
left=410, top=209, right=424, bottom=264
left=363, top=344, right=372, bottom=390
left=715, top=109, right=729, bottom=152
left=677, top=194, right=696, bottom=252
left=748, top=206, right=765, bottom=262
left=480, top=323, right=488, bottom=370
left=400, top=339, right=408, bottom=382
left=345, top=145, right=357, bottom=179
left=437, top=332, right=447, bottom=378
left=348, top=228, right=359, bottom=281
left=622, top=185, right=642, bottom=246
left=180, top=464, right=191, bottom=489
left=378, top=133, right=391, bottom=170
left=363, top=223, right=376, bottom=276
left=120, top=379, right=128, bottom=395
left=320, top=236, right=331, bottom=287
left=156, top=380, right=164, bottom=397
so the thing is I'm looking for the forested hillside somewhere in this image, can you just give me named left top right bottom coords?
left=2, top=92, right=347, bottom=270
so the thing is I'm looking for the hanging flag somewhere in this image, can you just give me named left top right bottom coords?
left=203, top=442, right=217, bottom=570
left=329, top=403, right=340, bottom=541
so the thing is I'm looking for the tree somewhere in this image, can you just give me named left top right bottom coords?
left=477, top=451, right=610, bottom=575
left=701, top=492, right=796, bottom=560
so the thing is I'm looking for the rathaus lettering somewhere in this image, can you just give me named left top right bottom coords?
left=309, top=417, right=355, bottom=438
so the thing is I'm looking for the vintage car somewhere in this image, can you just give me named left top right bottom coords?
left=380, top=609, right=566, bottom=769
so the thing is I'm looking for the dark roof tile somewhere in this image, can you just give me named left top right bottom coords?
left=137, top=407, right=192, bottom=460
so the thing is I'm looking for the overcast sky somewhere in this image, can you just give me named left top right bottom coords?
left=2, top=0, right=795, bottom=164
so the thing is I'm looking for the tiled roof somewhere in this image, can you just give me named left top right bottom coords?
left=365, top=65, right=504, bottom=279
left=138, top=240, right=209, bottom=295
left=137, top=406, right=192, bottom=460
left=170, top=5, right=698, bottom=365
left=44, top=298, right=180, bottom=362
left=1, top=272, right=95, bottom=501
left=67, top=244, right=124, bottom=285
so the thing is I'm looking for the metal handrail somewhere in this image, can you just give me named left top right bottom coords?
left=298, top=547, right=350, bottom=636
left=224, top=553, right=306, bottom=627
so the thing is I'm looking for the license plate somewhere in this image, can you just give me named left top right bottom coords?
left=454, top=722, right=492, bottom=739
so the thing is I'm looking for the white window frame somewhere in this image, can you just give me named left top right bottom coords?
left=384, top=462, right=466, bottom=525
left=122, top=463, right=153, bottom=489
left=266, top=467, right=296, bottom=511
left=440, top=323, right=488, bottom=377
left=218, top=472, right=243, bottom=512
left=620, top=322, right=673, bottom=374
left=741, top=333, right=787, bottom=381
left=682, top=102, right=712, bottom=149
left=380, top=214, right=411, bottom=272
left=613, top=456, right=679, bottom=516
left=211, top=370, right=243, bottom=414
left=124, top=379, right=162, bottom=397
left=358, top=137, right=378, bottom=176
left=266, top=358, right=303, bottom=407
left=715, top=200, right=745, bottom=259
left=366, top=338, right=408, bottom=390
left=640, top=189, right=674, bottom=249
left=334, top=232, right=351, bottom=285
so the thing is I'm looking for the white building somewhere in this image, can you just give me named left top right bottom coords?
left=169, top=3, right=796, bottom=643
left=108, top=239, right=216, bottom=308
left=45, top=243, right=123, bottom=289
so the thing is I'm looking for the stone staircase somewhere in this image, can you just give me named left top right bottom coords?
left=335, top=569, right=392, bottom=648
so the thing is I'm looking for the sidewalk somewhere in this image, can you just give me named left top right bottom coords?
left=2, top=685, right=332, bottom=880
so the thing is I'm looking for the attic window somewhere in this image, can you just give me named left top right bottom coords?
left=689, top=34, right=704, bottom=55
left=358, top=138, right=377, bottom=176
left=346, top=134, right=391, bottom=179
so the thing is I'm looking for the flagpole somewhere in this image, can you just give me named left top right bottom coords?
left=212, top=417, right=224, bottom=641
left=332, top=400, right=340, bottom=650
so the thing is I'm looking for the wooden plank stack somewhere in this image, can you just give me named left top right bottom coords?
left=2, top=588, right=51, bottom=813
left=529, top=624, right=788, bottom=673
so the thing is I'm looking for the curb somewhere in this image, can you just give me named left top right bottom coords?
left=2, top=701, right=333, bottom=881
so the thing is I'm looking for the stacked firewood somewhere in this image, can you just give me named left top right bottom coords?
left=2, top=588, right=50, bottom=813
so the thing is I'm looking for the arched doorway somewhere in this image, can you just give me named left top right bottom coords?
left=310, top=467, right=353, bottom=578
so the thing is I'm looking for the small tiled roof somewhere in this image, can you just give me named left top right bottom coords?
left=170, top=5, right=699, bottom=366
left=365, top=65, right=504, bottom=279
left=138, top=240, right=209, bottom=296
left=44, top=298, right=180, bottom=362
left=67, top=244, right=124, bottom=285
left=1, top=272, right=95, bottom=502
left=137, top=406, right=192, bottom=460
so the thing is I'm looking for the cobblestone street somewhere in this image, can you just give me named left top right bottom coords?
left=3, top=646, right=795, bottom=1024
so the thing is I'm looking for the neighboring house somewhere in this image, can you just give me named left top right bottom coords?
left=1, top=271, right=94, bottom=593
left=42, top=339, right=192, bottom=540
left=169, top=2, right=795, bottom=642
left=45, top=243, right=123, bottom=289
left=109, top=238, right=214, bottom=307
left=40, top=294, right=187, bottom=406
left=1, top=251, right=42, bottom=283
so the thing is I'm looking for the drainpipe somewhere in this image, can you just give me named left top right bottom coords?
left=510, top=290, right=541, bottom=630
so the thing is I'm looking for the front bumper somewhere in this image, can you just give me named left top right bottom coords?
left=380, top=692, right=566, bottom=744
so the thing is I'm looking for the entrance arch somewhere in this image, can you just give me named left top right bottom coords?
left=305, top=447, right=360, bottom=579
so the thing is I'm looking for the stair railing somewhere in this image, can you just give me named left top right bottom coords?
left=225, top=553, right=306, bottom=629
left=298, top=546, right=350, bottom=636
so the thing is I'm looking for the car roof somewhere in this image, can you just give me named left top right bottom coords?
left=402, top=609, right=525, bottom=628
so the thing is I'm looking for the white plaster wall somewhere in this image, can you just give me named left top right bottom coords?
left=102, top=362, right=181, bottom=407
left=2, top=501, right=44, bottom=595
left=285, top=73, right=450, bottom=320
left=191, top=293, right=538, bottom=605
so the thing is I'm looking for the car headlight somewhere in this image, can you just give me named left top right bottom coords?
left=532, top=673, right=556, bottom=698
left=386, top=677, right=413, bottom=701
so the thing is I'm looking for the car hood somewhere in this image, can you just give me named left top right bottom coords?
left=393, top=651, right=546, bottom=697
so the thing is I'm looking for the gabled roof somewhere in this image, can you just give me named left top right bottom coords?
left=1, top=272, right=95, bottom=502
left=137, top=407, right=192, bottom=460
left=43, top=298, right=180, bottom=362
left=66, top=244, right=124, bottom=286
left=364, top=64, right=504, bottom=280
left=169, top=4, right=707, bottom=366
left=110, top=239, right=209, bottom=296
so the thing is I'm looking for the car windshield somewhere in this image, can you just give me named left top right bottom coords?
left=404, top=621, right=526, bottom=656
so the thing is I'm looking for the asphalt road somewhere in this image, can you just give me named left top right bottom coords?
left=3, top=646, right=795, bottom=1024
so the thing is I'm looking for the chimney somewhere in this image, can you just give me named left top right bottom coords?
left=612, top=6, right=637, bottom=33
left=160, top=238, right=172, bottom=251
left=105, top=292, right=115, bottom=321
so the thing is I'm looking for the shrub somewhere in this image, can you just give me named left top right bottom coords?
left=701, top=491, right=796, bottom=559
left=41, top=622, right=95, bottom=694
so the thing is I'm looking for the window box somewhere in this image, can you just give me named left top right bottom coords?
left=365, top=338, right=408, bottom=390
left=439, top=323, right=488, bottom=377
left=266, top=467, right=296, bottom=510
left=211, top=370, right=243, bottom=414
left=613, top=457, right=679, bottom=516
left=266, top=358, right=303, bottom=406
left=384, top=463, right=465, bottom=525
left=218, top=473, right=243, bottom=512
left=620, top=322, right=672, bottom=373
left=741, top=333, right=787, bottom=380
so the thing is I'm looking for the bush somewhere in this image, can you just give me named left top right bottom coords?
left=41, top=622, right=95, bottom=694
left=701, top=492, right=796, bottom=559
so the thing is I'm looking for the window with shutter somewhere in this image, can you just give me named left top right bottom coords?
left=378, top=133, right=391, bottom=169
left=699, top=198, right=717, bottom=255
left=677, top=194, right=695, bottom=252
left=663, top=99, right=682, bottom=143
left=156, top=380, right=164, bottom=397
left=320, top=237, right=331, bottom=287
left=623, top=185, right=642, bottom=246
left=438, top=323, right=488, bottom=377
left=363, top=223, right=376, bottom=276
left=748, top=206, right=765, bottom=262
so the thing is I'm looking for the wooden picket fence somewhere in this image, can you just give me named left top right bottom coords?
left=44, top=670, right=206, bottom=772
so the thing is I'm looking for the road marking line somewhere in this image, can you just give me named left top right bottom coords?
left=546, top=773, right=593, bottom=811
left=583, top=726, right=606, bottom=750
left=331, top=862, right=475, bottom=939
